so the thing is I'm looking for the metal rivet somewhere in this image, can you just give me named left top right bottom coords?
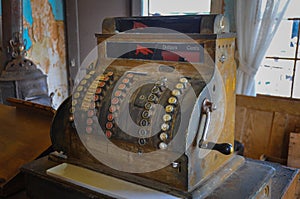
left=69, top=115, right=74, bottom=122
left=172, top=162, right=179, bottom=168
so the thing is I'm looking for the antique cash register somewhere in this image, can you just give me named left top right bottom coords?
left=21, top=15, right=276, bottom=198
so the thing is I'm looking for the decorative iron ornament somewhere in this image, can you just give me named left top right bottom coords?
left=0, top=32, right=44, bottom=81
left=10, top=32, right=27, bottom=58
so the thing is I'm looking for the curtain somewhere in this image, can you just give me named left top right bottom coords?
left=235, top=0, right=291, bottom=95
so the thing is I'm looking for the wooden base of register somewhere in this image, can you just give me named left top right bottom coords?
left=21, top=155, right=299, bottom=199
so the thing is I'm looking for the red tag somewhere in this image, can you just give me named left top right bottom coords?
left=135, top=44, right=154, bottom=55
left=133, top=21, right=148, bottom=29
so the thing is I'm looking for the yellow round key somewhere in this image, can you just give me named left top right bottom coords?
left=77, top=86, right=83, bottom=92
left=74, top=92, right=80, bottom=99
left=172, top=89, right=181, bottom=97
left=176, top=83, right=184, bottom=90
left=89, top=70, right=96, bottom=75
left=159, top=133, right=168, bottom=141
left=161, top=123, right=170, bottom=131
left=71, top=100, right=77, bottom=106
left=80, top=80, right=87, bottom=85
left=165, top=105, right=174, bottom=113
left=168, top=97, right=177, bottom=105
left=180, top=77, right=188, bottom=84
left=159, top=142, right=168, bottom=150
left=163, top=114, right=172, bottom=122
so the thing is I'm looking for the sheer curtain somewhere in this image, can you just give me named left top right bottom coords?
left=235, top=0, right=291, bottom=95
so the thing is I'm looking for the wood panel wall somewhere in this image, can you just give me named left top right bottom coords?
left=235, top=95, right=300, bottom=164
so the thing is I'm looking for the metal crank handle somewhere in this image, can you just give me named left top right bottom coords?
left=196, top=98, right=233, bottom=155
left=199, top=141, right=233, bottom=155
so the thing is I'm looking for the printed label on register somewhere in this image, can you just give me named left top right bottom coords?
left=106, top=42, right=204, bottom=63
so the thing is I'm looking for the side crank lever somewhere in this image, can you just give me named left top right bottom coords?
left=199, top=141, right=233, bottom=155
left=196, top=98, right=233, bottom=155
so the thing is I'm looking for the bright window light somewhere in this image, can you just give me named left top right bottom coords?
left=142, top=0, right=211, bottom=16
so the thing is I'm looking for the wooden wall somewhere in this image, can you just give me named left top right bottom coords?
left=235, top=94, right=300, bottom=164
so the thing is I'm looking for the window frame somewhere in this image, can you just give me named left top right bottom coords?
left=262, top=17, right=300, bottom=98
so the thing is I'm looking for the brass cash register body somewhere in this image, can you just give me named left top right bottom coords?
left=50, top=15, right=238, bottom=197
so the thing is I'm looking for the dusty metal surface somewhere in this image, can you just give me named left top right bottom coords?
left=207, top=159, right=275, bottom=199
left=251, top=159, right=300, bottom=199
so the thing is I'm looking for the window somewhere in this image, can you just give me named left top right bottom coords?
left=142, top=0, right=211, bottom=16
left=256, top=0, right=300, bottom=98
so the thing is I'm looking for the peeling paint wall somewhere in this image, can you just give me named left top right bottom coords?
left=23, top=0, right=68, bottom=109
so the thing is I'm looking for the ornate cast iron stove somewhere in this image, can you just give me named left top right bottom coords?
left=0, top=33, right=51, bottom=106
